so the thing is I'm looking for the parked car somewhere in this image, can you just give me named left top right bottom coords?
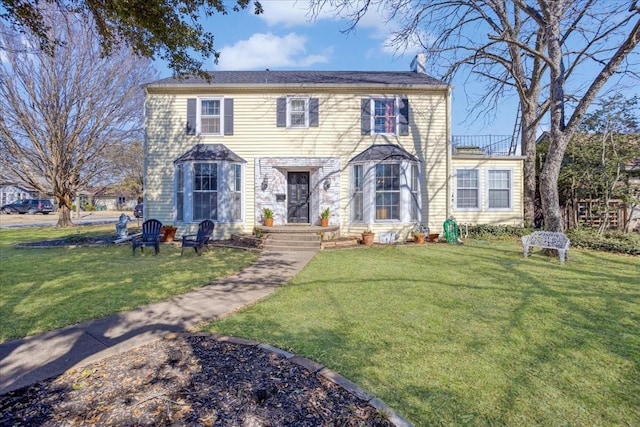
left=133, top=203, right=144, bottom=218
left=0, top=199, right=55, bottom=215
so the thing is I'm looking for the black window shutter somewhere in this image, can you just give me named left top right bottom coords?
left=186, top=98, right=197, bottom=135
left=309, top=98, right=319, bottom=127
left=276, top=97, right=286, bottom=127
left=399, top=98, right=409, bottom=136
left=224, top=98, right=234, bottom=135
left=361, top=99, right=371, bottom=135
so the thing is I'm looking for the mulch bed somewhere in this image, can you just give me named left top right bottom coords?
left=0, top=335, right=393, bottom=426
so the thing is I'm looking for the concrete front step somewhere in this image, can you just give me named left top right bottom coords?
left=263, top=232, right=322, bottom=251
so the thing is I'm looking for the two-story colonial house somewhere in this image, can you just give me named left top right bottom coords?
left=143, top=55, right=524, bottom=242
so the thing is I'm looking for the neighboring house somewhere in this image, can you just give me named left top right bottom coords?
left=0, top=183, right=37, bottom=206
left=143, top=55, right=524, bottom=241
left=86, top=188, right=140, bottom=211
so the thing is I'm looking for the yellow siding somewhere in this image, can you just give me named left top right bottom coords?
left=450, top=157, right=525, bottom=227
left=145, top=88, right=451, bottom=238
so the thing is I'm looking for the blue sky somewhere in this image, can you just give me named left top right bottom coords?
left=152, top=1, right=638, bottom=139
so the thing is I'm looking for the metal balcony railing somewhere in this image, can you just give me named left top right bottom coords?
left=452, top=135, right=519, bottom=156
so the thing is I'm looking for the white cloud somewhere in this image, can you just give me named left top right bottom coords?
left=258, top=0, right=338, bottom=27
left=215, top=32, right=331, bottom=70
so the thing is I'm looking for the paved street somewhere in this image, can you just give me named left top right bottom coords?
left=0, top=210, right=133, bottom=229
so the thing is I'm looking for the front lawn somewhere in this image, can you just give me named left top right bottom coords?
left=0, top=226, right=258, bottom=342
left=207, top=240, right=640, bottom=425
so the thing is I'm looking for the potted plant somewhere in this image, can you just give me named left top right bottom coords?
left=412, top=231, right=426, bottom=244
left=361, top=227, right=375, bottom=246
left=160, top=225, right=177, bottom=242
left=263, top=208, right=274, bottom=226
left=320, top=207, right=330, bottom=227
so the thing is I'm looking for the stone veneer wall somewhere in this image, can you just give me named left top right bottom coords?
left=255, top=157, right=341, bottom=226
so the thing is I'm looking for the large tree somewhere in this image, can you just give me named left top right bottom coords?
left=0, top=0, right=262, bottom=77
left=0, top=10, right=156, bottom=226
left=311, top=0, right=640, bottom=231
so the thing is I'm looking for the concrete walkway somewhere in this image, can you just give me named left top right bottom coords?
left=0, top=249, right=317, bottom=395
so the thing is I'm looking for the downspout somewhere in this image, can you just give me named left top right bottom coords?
left=142, top=88, right=149, bottom=218
left=446, top=86, right=452, bottom=220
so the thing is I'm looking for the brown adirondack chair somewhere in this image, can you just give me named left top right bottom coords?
left=132, top=219, right=162, bottom=255
left=181, top=220, right=215, bottom=256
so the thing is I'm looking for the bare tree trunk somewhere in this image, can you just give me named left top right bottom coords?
left=540, top=133, right=569, bottom=232
left=521, top=105, right=538, bottom=227
left=56, top=193, right=74, bottom=227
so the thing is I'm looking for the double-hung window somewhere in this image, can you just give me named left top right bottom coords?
left=488, top=170, right=511, bottom=209
left=361, top=97, right=409, bottom=136
left=186, top=97, right=233, bottom=136
left=288, top=98, right=308, bottom=127
left=193, top=163, right=218, bottom=220
left=277, top=97, right=319, bottom=128
left=410, top=164, right=419, bottom=221
left=456, top=169, right=479, bottom=209
left=375, top=164, right=400, bottom=220
left=175, top=164, right=184, bottom=221
left=374, top=99, right=396, bottom=134
left=351, top=165, right=364, bottom=222
left=230, top=164, right=242, bottom=221
left=200, top=99, right=222, bottom=135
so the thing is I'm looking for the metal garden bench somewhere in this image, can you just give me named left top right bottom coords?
left=521, top=231, right=570, bottom=263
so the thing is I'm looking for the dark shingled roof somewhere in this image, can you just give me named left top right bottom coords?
left=147, top=70, right=447, bottom=87
left=350, top=144, right=420, bottom=162
left=174, top=144, right=246, bottom=163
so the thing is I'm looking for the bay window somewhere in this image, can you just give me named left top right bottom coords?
left=174, top=144, right=245, bottom=223
left=348, top=145, right=420, bottom=224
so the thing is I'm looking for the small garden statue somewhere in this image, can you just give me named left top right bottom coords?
left=116, top=213, right=131, bottom=238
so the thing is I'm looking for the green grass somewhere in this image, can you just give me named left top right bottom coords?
left=0, top=226, right=258, bottom=342
left=206, top=240, right=640, bottom=426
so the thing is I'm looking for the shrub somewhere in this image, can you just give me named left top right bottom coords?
left=465, top=224, right=530, bottom=239
left=567, top=228, right=640, bottom=255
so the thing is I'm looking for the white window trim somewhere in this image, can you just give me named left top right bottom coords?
left=229, top=163, right=245, bottom=223
left=486, top=168, right=514, bottom=211
left=197, top=97, right=225, bottom=135
left=454, top=168, right=481, bottom=211
left=350, top=164, right=365, bottom=223
left=286, top=96, right=309, bottom=129
left=349, top=160, right=418, bottom=224
left=371, top=97, right=398, bottom=136
left=374, top=162, right=401, bottom=221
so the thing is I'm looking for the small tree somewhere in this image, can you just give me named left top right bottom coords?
left=0, top=10, right=156, bottom=226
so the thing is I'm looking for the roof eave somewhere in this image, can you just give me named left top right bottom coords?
left=144, top=82, right=451, bottom=93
